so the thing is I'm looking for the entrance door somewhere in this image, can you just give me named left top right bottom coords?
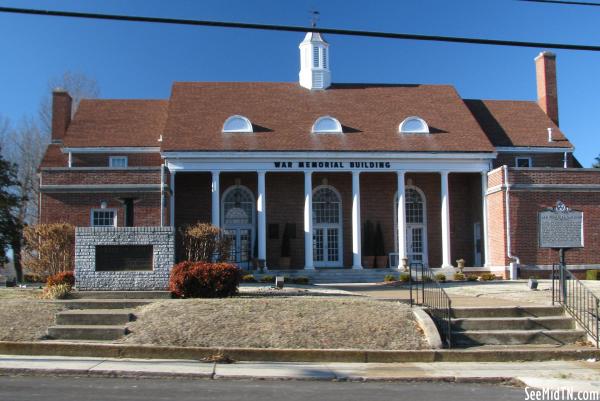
left=406, top=225, right=425, bottom=266
left=312, top=185, right=343, bottom=267
left=222, top=185, right=255, bottom=269
left=395, top=187, right=429, bottom=267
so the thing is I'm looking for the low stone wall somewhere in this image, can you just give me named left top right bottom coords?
left=75, top=227, right=175, bottom=291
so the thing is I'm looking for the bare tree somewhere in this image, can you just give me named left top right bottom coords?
left=7, top=72, right=99, bottom=281
left=38, top=71, right=100, bottom=135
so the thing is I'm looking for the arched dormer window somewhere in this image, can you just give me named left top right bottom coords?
left=399, top=116, right=429, bottom=134
left=312, top=116, right=342, bottom=134
left=222, top=115, right=253, bottom=133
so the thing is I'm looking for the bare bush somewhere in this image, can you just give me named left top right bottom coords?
left=22, top=223, right=75, bottom=277
left=180, top=223, right=231, bottom=262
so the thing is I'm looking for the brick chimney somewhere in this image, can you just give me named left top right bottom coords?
left=535, top=51, right=559, bottom=126
left=51, top=88, right=72, bottom=143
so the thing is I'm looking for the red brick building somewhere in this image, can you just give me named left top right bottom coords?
left=39, top=33, right=600, bottom=278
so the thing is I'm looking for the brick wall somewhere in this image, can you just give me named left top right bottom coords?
left=171, top=171, right=481, bottom=269
left=72, top=153, right=162, bottom=167
left=41, top=192, right=161, bottom=227
left=493, top=153, right=575, bottom=169
left=486, top=167, right=600, bottom=269
left=42, top=168, right=161, bottom=185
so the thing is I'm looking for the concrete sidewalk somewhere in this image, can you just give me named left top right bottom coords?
left=0, top=354, right=598, bottom=392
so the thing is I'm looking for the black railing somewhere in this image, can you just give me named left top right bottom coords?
left=552, top=264, right=599, bottom=348
left=409, top=263, right=453, bottom=348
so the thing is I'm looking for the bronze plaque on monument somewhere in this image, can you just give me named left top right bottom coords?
left=538, top=201, right=584, bottom=249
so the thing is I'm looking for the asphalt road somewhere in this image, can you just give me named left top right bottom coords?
left=0, top=376, right=526, bottom=401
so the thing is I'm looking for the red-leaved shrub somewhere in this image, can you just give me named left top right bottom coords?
left=46, top=271, right=75, bottom=287
left=169, top=261, right=241, bottom=298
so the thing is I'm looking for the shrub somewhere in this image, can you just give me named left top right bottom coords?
left=241, top=274, right=256, bottom=283
left=480, top=273, right=497, bottom=281
left=179, top=223, right=231, bottom=262
left=384, top=274, right=396, bottom=282
left=169, top=261, right=241, bottom=298
left=47, top=271, right=75, bottom=287
left=399, top=273, right=410, bottom=282
left=23, top=273, right=46, bottom=283
left=291, top=276, right=310, bottom=285
left=22, top=223, right=75, bottom=277
left=41, top=283, right=72, bottom=299
left=466, top=274, right=479, bottom=282
left=453, top=272, right=466, bottom=281
left=260, top=275, right=275, bottom=283
left=434, top=273, right=446, bottom=283
left=586, top=270, right=600, bottom=280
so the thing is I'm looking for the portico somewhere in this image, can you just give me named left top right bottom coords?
left=165, top=152, right=493, bottom=270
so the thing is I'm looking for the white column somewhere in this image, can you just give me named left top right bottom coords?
left=440, top=171, right=452, bottom=268
left=257, top=171, right=267, bottom=268
left=211, top=171, right=220, bottom=228
left=304, top=171, right=314, bottom=270
left=351, top=171, right=362, bottom=269
left=170, top=171, right=176, bottom=227
left=396, top=171, right=407, bottom=268
left=481, top=171, right=490, bottom=267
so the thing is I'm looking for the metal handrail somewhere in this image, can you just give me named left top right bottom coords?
left=552, top=263, right=599, bottom=348
left=409, top=262, right=453, bottom=348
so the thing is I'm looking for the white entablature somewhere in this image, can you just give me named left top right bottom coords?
left=299, top=31, right=331, bottom=90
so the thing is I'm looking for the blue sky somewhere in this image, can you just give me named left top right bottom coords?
left=0, top=0, right=599, bottom=165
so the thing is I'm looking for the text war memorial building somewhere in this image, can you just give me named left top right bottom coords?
left=39, top=32, right=600, bottom=290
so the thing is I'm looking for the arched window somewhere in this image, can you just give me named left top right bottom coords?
left=312, top=116, right=342, bottom=134
left=222, top=115, right=253, bottom=133
left=222, top=186, right=254, bottom=225
left=313, top=186, right=342, bottom=224
left=312, top=185, right=343, bottom=266
left=393, top=186, right=429, bottom=267
left=399, top=116, right=429, bottom=134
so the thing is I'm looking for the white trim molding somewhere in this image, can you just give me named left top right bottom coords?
left=63, top=147, right=161, bottom=154
left=495, top=146, right=574, bottom=153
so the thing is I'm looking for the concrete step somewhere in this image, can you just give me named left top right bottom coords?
left=55, top=309, right=135, bottom=326
left=451, top=306, right=564, bottom=318
left=71, top=291, right=171, bottom=300
left=452, top=316, right=575, bottom=331
left=47, top=325, right=128, bottom=341
left=57, top=300, right=152, bottom=310
left=452, top=329, right=587, bottom=346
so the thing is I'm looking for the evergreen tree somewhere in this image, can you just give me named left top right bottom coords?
left=593, top=155, right=600, bottom=168
left=0, top=147, right=22, bottom=267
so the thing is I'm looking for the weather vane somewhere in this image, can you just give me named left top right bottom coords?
left=310, top=10, right=320, bottom=28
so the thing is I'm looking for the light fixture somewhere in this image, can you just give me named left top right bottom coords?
left=100, top=201, right=108, bottom=209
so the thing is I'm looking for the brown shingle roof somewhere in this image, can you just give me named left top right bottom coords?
left=63, top=99, right=168, bottom=148
left=161, top=82, right=496, bottom=153
left=464, top=99, right=572, bottom=149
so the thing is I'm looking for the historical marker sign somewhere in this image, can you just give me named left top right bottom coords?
left=538, top=201, right=584, bottom=249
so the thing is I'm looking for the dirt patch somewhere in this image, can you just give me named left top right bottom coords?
left=0, top=299, right=64, bottom=341
left=122, top=297, right=428, bottom=350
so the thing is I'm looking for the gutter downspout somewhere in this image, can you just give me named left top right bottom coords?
left=160, top=161, right=165, bottom=227
left=503, top=165, right=520, bottom=280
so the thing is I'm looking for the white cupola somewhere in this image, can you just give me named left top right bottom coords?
left=299, top=32, right=331, bottom=90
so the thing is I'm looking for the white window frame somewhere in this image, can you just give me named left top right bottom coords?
left=90, top=208, right=117, bottom=227
left=312, top=116, right=343, bottom=134
left=393, top=186, right=429, bottom=267
left=222, top=115, right=253, bottom=133
left=109, top=156, right=128, bottom=168
left=399, top=116, right=429, bottom=134
left=515, top=156, right=532, bottom=167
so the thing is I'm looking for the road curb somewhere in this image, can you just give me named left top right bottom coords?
left=0, top=367, right=526, bottom=385
left=0, top=341, right=598, bottom=363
